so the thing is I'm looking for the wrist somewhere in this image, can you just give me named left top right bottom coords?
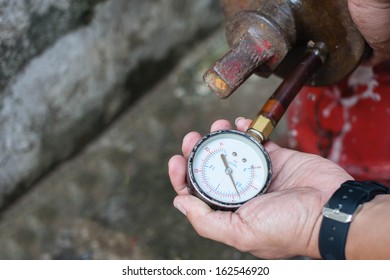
left=345, top=194, right=390, bottom=259
left=305, top=176, right=354, bottom=259
left=317, top=180, right=390, bottom=260
left=306, top=212, right=323, bottom=259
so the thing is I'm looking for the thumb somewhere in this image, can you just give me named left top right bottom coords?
left=173, top=195, right=240, bottom=247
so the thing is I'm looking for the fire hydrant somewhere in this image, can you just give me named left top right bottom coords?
left=204, top=0, right=390, bottom=184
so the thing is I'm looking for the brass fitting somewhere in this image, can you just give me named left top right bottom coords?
left=247, top=115, right=274, bottom=142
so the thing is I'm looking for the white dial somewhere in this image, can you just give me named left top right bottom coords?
left=188, top=130, right=272, bottom=209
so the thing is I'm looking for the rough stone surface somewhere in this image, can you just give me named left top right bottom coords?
left=0, top=30, right=285, bottom=259
left=0, top=0, right=105, bottom=92
left=0, top=0, right=222, bottom=209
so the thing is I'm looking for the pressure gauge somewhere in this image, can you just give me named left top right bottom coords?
left=188, top=129, right=272, bottom=210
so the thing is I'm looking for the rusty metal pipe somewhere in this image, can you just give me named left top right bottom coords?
left=204, top=7, right=296, bottom=99
left=205, top=0, right=366, bottom=99
left=203, top=33, right=274, bottom=99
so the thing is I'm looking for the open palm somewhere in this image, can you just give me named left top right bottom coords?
left=168, top=119, right=352, bottom=259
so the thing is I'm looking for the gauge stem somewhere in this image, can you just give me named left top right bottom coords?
left=247, top=41, right=328, bottom=142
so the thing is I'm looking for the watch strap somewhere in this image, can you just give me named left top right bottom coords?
left=319, top=180, right=390, bottom=260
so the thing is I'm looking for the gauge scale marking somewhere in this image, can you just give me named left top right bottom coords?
left=188, top=130, right=272, bottom=210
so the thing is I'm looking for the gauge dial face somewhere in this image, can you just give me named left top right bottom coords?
left=188, top=130, right=272, bottom=208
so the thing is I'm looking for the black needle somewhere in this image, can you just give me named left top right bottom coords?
left=221, top=154, right=241, bottom=198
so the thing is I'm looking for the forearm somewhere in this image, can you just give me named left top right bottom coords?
left=346, top=194, right=390, bottom=259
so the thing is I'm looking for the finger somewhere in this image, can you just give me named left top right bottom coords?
left=262, top=141, right=297, bottom=192
left=234, top=117, right=252, bottom=132
left=182, top=131, right=202, bottom=159
left=173, top=195, right=241, bottom=248
left=263, top=140, right=282, bottom=153
left=168, top=155, right=190, bottom=195
left=210, top=119, right=232, bottom=132
left=348, top=0, right=390, bottom=64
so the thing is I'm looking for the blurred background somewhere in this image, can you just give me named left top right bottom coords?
left=0, top=0, right=285, bottom=259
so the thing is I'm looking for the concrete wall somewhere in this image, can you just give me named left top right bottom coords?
left=0, top=0, right=222, bottom=210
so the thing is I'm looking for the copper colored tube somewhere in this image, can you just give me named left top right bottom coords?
left=248, top=42, right=328, bottom=141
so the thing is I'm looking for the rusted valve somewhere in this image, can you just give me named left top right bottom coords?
left=205, top=0, right=366, bottom=98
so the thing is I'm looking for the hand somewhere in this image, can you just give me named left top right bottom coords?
left=168, top=118, right=353, bottom=259
left=348, top=0, right=390, bottom=65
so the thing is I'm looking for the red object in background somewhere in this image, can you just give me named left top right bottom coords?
left=288, top=62, right=390, bottom=184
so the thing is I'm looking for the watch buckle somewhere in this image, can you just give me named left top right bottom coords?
left=322, top=204, right=363, bottom=223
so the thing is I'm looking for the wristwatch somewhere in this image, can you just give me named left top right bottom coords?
left=318, top=180, right=390, bottom=260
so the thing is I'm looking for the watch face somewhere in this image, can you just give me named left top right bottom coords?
left=188, top=130, right=272, bottom=209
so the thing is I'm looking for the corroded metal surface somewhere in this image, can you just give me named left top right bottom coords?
left=206, top=0, right=366, bottom=98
